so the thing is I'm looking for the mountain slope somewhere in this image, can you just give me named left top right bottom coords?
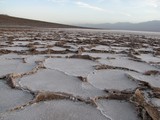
left=80, top=21, right=160, bottom=32
left=0, top=15, right=78, bottom=28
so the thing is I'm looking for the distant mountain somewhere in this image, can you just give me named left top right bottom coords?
left=0, top=15, right=78, bottom=28
left=80, top=21, right=160, bottom=32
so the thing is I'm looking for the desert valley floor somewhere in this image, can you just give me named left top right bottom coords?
left=0, top=28, right=160, bottom=120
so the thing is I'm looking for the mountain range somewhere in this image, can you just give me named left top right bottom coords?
left=79, top=21, right=160, bottom=32
left=0, top=15, right=78, bottom=28
left=0, top=15, right=160, bottom=32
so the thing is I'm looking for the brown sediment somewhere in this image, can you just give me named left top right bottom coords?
left=69, top=54, right=100, bottom=61
left=77, top=76, right=88, bottom=82
left=133, top=89, right=160, bottom=120
left=3, top=73, right=22, bottom=88
left=144, top=70, right=160, bottom=76
left=33, top=91, right=70, bottom=102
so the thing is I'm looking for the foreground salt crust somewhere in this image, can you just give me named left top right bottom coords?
left=126, top=72, right=160, bottom=88
left=19, top=69, right=105, bottom=98
left=0, top=28, right=160, bottom=120
left=0, top=100, right=108, bottom=120
left=97, top=100, right=140, bottom=120
left=0, top=58, right=35, bottom=77
left=0, top=81, right=33, bottom=113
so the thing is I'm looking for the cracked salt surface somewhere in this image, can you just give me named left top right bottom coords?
left=82, top=52, right=123, bottom=59
left=19, top=69, right=105, bottom=98
left=0, top=100, right=108, bottom=120
left=0, top=28, right=160, bottom=120
left=44, top=58, right=99, bottom=76
left=136, top=54, right=160, bottom=63
left=0, top=47, right=28, bottom=51
left=87, top=70, right=138, bottom=91
left=98, top=57, right=159, bottom=73
left=97, top=100, right=140, bottom=120
left=0, top=81, right=33, bottom=113
left=0, top=58, right=36, bottom=77
left=126, top=72, right=160, bottom=88
left=24, top=55, right=46, bottom=64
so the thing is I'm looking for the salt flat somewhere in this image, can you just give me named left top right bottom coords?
left=0, top=28, right=160, bottom=120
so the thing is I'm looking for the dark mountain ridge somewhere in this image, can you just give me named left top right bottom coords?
left=0, top=15, right=78, bottom=28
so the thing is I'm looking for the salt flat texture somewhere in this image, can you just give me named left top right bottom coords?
left=0, top=58, right=35, bottom=77
left=0, top=28, right=160, bottom=120
left=82, top=52, right=124, bottom=59
left=88, top=70, right=138, bottom=90
left=0, top=81, right=33, bottom=113
left=0, top=47, right=28, bottom=51
left=0, top=100, right=108, bottom=120
left=136, top=54, right=160, bottom=63
left=19, top=69, right=105, bottom=98
left=97, top=100, right=140, bottom=120
left=126, top=72, right=160, bottom=88
left=44, top=58, right=99, bottom=76
left=98, top=57, right=158, bottom=72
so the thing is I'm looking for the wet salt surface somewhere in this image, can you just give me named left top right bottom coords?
left=0, top=100, right=108, bottom=120
left=0, top=81, right=33, bottom=113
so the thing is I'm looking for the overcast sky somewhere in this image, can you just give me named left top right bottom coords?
left=0, top=0, right=160, bottom=24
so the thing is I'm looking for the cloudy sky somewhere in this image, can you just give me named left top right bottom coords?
left=0, top=0, right=160, bottom=24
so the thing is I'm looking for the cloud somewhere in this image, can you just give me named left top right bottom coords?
left=76, top=1, right=107, bottom=12
left=47, top=0, right=68, bottom=3
left=146, top=0, right=160, bottom=7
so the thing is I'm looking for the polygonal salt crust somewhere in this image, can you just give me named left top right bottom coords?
left=0, top=100, right=108, bottom=120
left=0, top=59, right=36, bottom=77
left=0, top=81, right=33, bottom=113
left=24, top=55, right=46, bottom=64
left=98, top=57, right=159, bottom=73
left=96, top=99, right=140, bottom=120
left=87, top=70, right=138, bottom=91
left=44, top=58, right=99, bottom=76
left=19, top=69, right=105, bottom=98
left=0, top=47, right=28, bottom=51
left=82, top=52, right=124, bottom=59
left=136, top=54, right=160, bottom=63
left=50, top=46, right=66, bottom=51
left=127, top=72, right=160, bottom=88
